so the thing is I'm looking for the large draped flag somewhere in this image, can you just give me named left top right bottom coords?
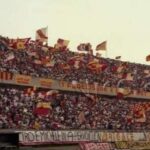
left=96, top=41, right=107, bottom=51
left=146, top=55, right=150, bottom=61
left=36, top=27, right=48, bottom=43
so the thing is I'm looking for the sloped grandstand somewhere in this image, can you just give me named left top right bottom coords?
left=1, top=35, right=150, bottom=149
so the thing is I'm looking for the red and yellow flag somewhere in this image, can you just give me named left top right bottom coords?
left=96, top=41, right=107, bottom=51
left=36, top=27, right=48, bottom=43
left=54, top=38, right=69, bottom=49
left=35, top=102, right=51, bottom=116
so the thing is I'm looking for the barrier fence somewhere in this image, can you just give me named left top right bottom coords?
left=15, top=130, right=150, bottom=145
left=1, top=129, right=150, bottom=149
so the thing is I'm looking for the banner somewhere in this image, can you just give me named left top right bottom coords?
left=0, top=72, right=13, bottom=80
left=128, top=141, right=150, bottom=149
left=1, top=73, right=150, bottom=99
left=19, top=130, right=100, bottom=145
left=15, top=74, right=31, bottom=85
left=115, top=142, right=129, bottom=149
left=99, top=132, right=145, bottom=142
left=59, top=81, right=110, bottom=94
left=39, top=78, right=53, bottom=88
left=59, top=81, right=150, bottom=99
left=144, top=132, right=150, bottom=141
left=18, top=130, right=145, bottom=145
left=80, top=142, right=113, bottom=150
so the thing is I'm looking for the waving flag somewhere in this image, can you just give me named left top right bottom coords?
left=34, top=59, right=42, bottom=65
left=16, top=38, right=30, bottom=49
left=116, top=88, right=131, bottom=99
left=5, top=52, right=15, bottom=61
left=8, top=39, right=17, bottom=48
left=146, top=55, right=150, bottom=61
left=36, top=27, right=48, bottom=43
left=144, top=70, right=150, bottom=74
left=77, top=43, right=92, bottom=51
left=126, top=73, right=133, bottom=81
left=78, top=111, right=86, bottom=124
left=133, top=104, right=146, bottom=123
left=35, top=102, right=51, bottom=116
left=115, top=56, right=121, bottom=59
left=117, top=65, right=125, bottom=73
left=96, top=41, right=107, bottom=51
left=9, top=38, right=30, bottom=49
left=54, top=38, right=69, bottom=50
left=96, top=52, right=101, bottom=58
left=46, top=90, right=59, bottom=96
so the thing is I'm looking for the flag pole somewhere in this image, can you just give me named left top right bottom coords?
left=105, top=41, right=108, bottom=58
left=46, top=26, right=48, bottom=45
left=105, top=49, right=108, bottom=58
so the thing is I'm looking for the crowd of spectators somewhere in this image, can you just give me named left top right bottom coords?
left=1, top=35, right=150, bottom=92
left=1, top=35, right=150, bottom=131
left=0, top=85, right=150, bottom=130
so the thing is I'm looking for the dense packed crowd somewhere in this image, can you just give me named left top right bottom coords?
left=0, top=86, right=150, bottom=130
left=1, top=35, right=150, bottom=92
left=1, top=35, right=150, bottom=131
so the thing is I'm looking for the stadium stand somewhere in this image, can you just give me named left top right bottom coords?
left=1, top=35, right=150, bottom=149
